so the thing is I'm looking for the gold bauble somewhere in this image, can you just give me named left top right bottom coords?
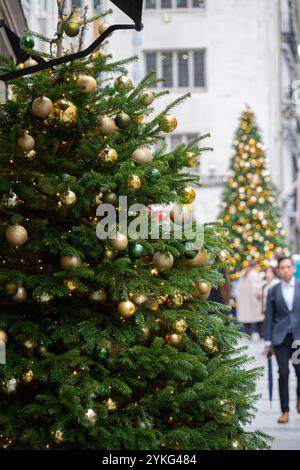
left=98, top=21, right=112, bottom=36
left=111, top=232, right=128, bottom=251
left=97, top=115, right=117, bottom=136
left=23, top=370, right=34, bottom=383
left=18, top=134, right=35, bottom=151
left=64, top=21, right=80, bottom=37
left=220, top=399, right=236, bottom=417
left=172, top=319, right=187, bottom=334
left=131, top=114, right=144, bottom=123
left=186, top=248, right=209, bottom=267
left=34, top=293, right=53, bottom=303
left=142, top=326, right=151, bottom=338
left=185, top=151, right=198, bottom=168
left=166, top=293, right=184, bottom=309
left=159, top=114, right=177, bottom=133
left=89, top=288, right=107, bottom=303
left=24, top=149, right=36, bottom=160
left=165, top=333, right=183, bottom=349
left=148, top=298, right=160, bottom=311
left=138, top=90, right=155, bottom=106
left=32, top=96, right=53, bottom=118
left=153, top=251, right=174, bottom=272
left=158, top=294, right=168, bottom=304
left=203, top=335, right=218, bottom=353
left=50, top=99, right=77, bottom=125
left=0, top=330, right=8, bottom=344
left=85, top=408, right=97, bottom=423
left=91, top=49, right=107, bottom=59
left=114, top=76, right=134, bottom=94
left=104, top=248, right=116, bottom=261
left=60, top=255, right=82, bottom=269
left=118, top=300, right=136, bottom=318
left=24, top=340, right=35, bottom=350
left=170, top=203, right=192, bottom=225
left=194, top=280, right=212, bottom=299
left=126, top=175, right=141, bottom=189
left=105, top=398, right=117, bottom=410
left=24, top=57, right=38, bottom=68
left=98, top=146, right=118, bottom=167
left=64, top=279, right=77, bottom=291
left=132, top=148, right=154, bottom=165
left=52, top=429, right=65, bottom=443
left=128, top=293, right=148, bottom=305
left=76, top=74, right=97, bottom=94
left=5, top=224, right=28, bottom=247
left=61, top=190, right=77, bottom=206
left=1, top=192, right=18, bottom=209
left=184, top=187, right=196, bottom=204
left=12, top=287, right=28, bottom=304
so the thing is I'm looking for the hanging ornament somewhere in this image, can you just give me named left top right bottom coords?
left=148, top=298, right=160, bottom=311
left=24, top=57, right=38, bottom=68
left=147, top=168, right=161, bottom=184
left=24, top=149, right=36, bottom=160
left=114, top=76, right=134, bottom=94
left=220, top=399, right=236, bottom=418
left=60, top=190, right=77, bottom=206
left=60, top=255, right=82, bottom=269
left=64, top=21, right=80, bottom=37
left=89, top=288, right=107, bottom=303
left=203, top=335, right=218, bottom=354
left=118, top=300, right=136, bottom=318
left=97, top=115, right=117, bottom=136
left=159, top=114, right=177, bottom=133
left=97, top=347, right=109, bottom=360
left=139, top=90, right=155, bottom=106
left=18, top=134, right=35, bottom=151
left=185, top=151, right=198, bottom=168
left=85, top=408, right=97, bottom=423
left=166, top=293, right=184, bottom=309
left=76, top=75, right=97, bottom=94
left=98, top=20, right=112, bottom=36
left=91, top=49, right=107, bottom=59
left=128, top=241, right=145, bottom=259
left=51, top=429, right=65, bottom=444
left=158, top=294, right=168, bottom=305
left=194, top=280, right=212, bottom=299
left=1, top=191, right=18, bottom=209
left=5, top=378, right=17, bottom=394
left=111, top=232, right=128, bottom=251
left=20, top=35, right=35, bottom=49
left=142, top=326, right=151, bottom=339
left=34, top=293, right=53, bottom=303
left=5, top=224, right=28, bottom=247
left=184, top=187, right=196, bottom=204
left=23, top=340, right=35, bottom=350
left=31, top=96, right=54, bottom=118
left=0, top=330, right=8, bottom=344
left=132, top=114, right=144, bottom=123
left=12, top=287, right=28, bottom=304
left=50, top=99, right=78, bottom=126
left=98, top=146, right=118, bottom=167
left=103, top=248, right=116, bottom=261
left=218, top=249, right=231, bottom=263
left=64, top=279, right=77, bottom=291
left=105, top=398, right=117, bottom=411
left=132, top=148, right=153, bottom=165
left=170, top=203, right=191, bottom=225
left=128, top=292, right=148, bottom=305
left=4, top=282, right=18, bottom=297
left=23, top=370, right=34, bottom=383
left=172, top=319, right=187, bottom=334
left=153, top=251, right=174, bottom=272
left=126, top=175, right=141, bottom=190
left=102, top=192, right=118, bottom=206
left=165, top=333, right=183, bottom=349
left=186, top=248, right=209, bottom=267
left=114, top=112, right=131, bottom=129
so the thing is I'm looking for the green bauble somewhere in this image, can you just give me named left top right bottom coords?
left=128, top=242, right=145, bottom=259
left=97, top=347, right=109, bottom=360
left=64, top=22, right=80, bottom=37
left=115, top=112, right=131, bottom=129
left=20, top=35, right=35, bottom=49
left=5, top=282, right=18, bottom=297
left=104, top=248, right=116, bottom=261
left=147, top=168, right=161, bottom=183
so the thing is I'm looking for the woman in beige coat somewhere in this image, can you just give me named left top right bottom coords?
left=236, top=261, right=264, bottom=338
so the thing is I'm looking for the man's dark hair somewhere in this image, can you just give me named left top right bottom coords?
left=277, top=256, right=294, bottom=267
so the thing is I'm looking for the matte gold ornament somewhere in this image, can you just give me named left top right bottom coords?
left=166, top=293, right=184, bottom=309
left=18, top=134, right=35, bottom=151
left=5, top=224, right=28, bottom=247
left=186, top=248, right=209, bottom=267
left=184, top=187, right=196, bottom=204
left=32, top=96, right=53, bottom=118
left=76, top=75, right=97, bottom=94
left=85, top=408, right=97, bottom=423
left=129, top=293, right=148, bottom=305
left=132, top=148, right=154, bottom=165
left=142, top=326, right=151, bottom=338
left=64, top=21, right=80, bottom=37
left=89, top=288, right=107, bottom=303
left=118, top=300, right=136, bottom=318
left=105, top=398, right=117, bottom=410
left=0, top=330, right=8, bottom=344
left=195, top=280, right=212, bottom=299
left=126, top=175, right=141, bottom=189
left=24, top=57, right=38, bottom=68
left=61, top=190, right=77, bottom=206
left=115, top=112, right=131, bottom=129
left=51, top=99, right=78, bottom=125
left=172, top=319, right=187, bottom=334
left=159, top=114, right=177, bottom=133
left=165, top=333, right=183, bottom=349
left=64, top=279, right=77, bottom=291
left=23, top=370, right=34, bottom=383
left=98, top=146, right=118, bottom=167
left=98, top=21, right=112, bottom=36
left=139, top=90, right=154, bottom=106
left=111, top=232, right=128, bottom=251
left=97, top=115, right=117, bottom=136
left=114, top=76, right=134, bottom=94
left=12, top=287, right=28, bottom=304
left=52, top=429, right=65, bottom=443
left=170, top=203, right=192, bottom=225
left=153, top=251, right=174, bottom=272
left=60, top=255, right=82, bottom=269
left=24, top=149, right=36, bottom=160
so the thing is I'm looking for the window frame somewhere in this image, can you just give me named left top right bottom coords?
left=145, top=0, right=206, bottom=9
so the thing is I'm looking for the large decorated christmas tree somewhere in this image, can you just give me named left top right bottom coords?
left=219, top=107, right=286, bottom=278
left=0, top=5, right=268, bottom=450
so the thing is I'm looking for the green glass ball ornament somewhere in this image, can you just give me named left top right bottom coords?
left=97, top=347, right=109, bottom=360
left=20, top=35, right=35, bottom=49
left=64, top=21, right=80, bottom=37
left=128, top=242, right=145, bottom=259
left=147, top=168, right=161, bottom=184
left=114, top=112, right=131, bottom=129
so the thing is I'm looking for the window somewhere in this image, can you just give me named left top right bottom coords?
left=145, top=0, right=205, bottom=8
left=94, top=0, right=101, bottom=11
left=145, top=50, right=206, bottom=88
left=72, top=0, right=82, bottom=7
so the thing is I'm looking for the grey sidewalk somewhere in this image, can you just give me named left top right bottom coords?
left=244, top=337, right=300, bottom=450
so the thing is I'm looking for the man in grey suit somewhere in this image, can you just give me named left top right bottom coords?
left=264, top=256, right=300, bottom=423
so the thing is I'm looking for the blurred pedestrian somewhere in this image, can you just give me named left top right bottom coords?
left=264, top=256, right=300, bottom=423
left=208, top=268, right=231, bottom=305
left=236, top=261, right=264, bottom=338
left=262, top=267, right=280, bottom=316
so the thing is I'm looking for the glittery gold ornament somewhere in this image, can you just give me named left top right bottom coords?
left=98, top=146, right=118, bottom=167
left=111, top=232, right=128, bottom=251
left=61, top=190, right=77, bottom=206
left=186, top=248, right=209, bottom=267
left=165, top=333, right=183, bottom=349
left=105, top=398, right=117, bottom=410
left=24, top=149, right=36, bottom=160
left=31, top=96, right=53, bottom=118
left=89, top=288, right=107, bottom=303
left=50, top=99, right=78, bottom=126
left=97, top=115, right=117, bottom=136
left=5, top=224, right=28, bottom=247
left=218, top=249, right=231, bottom=263
left=12, top=287, right=28, bottom=304
left=184, top=187, right=196, bottom=204
left=131, top=114, right=144, bottom=123
left=132, top=148, right=154, bottom=165
left=114, top=76, right=134, bottom=93
left=76, top=74, right=97, bottom=94
left=203, top=335, right=218, bottom=353
left=85, top=408, right=97, bottom=423
left=126, top=175, right=141, bottom=189
left=23, top=370, right=34, bottom=383
left=128, top=292, right=148, bottom=305
left=166, top=293, right=184, bottom=309
left=220, top=399, right=236, bottom=418
left=172, top=319, right=187, bottom=334
left=64, top=279, right=77, bottom=291
left=1, top=192, right=18, bottom=210
left=52, top=429, right=65, bottom=443
left=185, top=151, right=198, bottom=168
left=34, top=293, right=53, bottom=303
left=159, top=114, right=177, bottom=133
left=18, top=134, right=35, bottom=151
left=118, top=300, right=136, bottom=318
left=153, top=251, right=174, bottom=272
left=98, top=21, right=112, bottom=36
left=194, top=280, right=212, bottom=299
left=138, top=90, right=154, bottom=106
left=64, top=21, right=80, bottom=37
left=0, top=330, right=8, bottom=344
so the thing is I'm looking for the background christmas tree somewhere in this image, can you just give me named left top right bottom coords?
left=219, top=107, right=286, bottom=278
left=0, top=5, right=269, bottom=450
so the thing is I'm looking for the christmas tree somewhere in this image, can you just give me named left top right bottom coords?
left=219, top=107, right=286, bottom=278
left=0, top=6, right=269, bottom=450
